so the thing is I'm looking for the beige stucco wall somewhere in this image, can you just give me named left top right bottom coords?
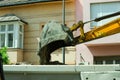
left=76, top=44, right=94, bottom=65
left=76, top=43, right=120, bottom=65
left=7, top=49, right=23, bottom=64
left=51, top=47, right=76, bottom=65
left=88, top=44, right=120, bottom=56
left=0, top=0, right=76, bottom=64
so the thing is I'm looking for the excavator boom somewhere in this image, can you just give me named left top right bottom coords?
left=38, top=11, right=120, bottom=65
left=74, top=17, right=120, bottom=45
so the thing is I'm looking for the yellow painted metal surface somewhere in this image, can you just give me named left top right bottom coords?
left=84, top=17, right=120, bottom=42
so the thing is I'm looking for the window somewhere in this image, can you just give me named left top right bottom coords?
left=18, top=25, right=23, bottom=48
left=0, top=22, right=24, bottom=48
left=90, top=2, right=120, bottom=29
left=94, top=56, right=120, bottom=65
left=8, top=33, right=13, bottom=47
left=0, top=34, right=5, bottom=47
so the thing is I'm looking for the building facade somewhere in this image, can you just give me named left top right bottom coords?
left=75, top=0, right=120, bottom=65
left=0, top=0, right=76, bottom=65
left=0, top=0, right=120, bottom=65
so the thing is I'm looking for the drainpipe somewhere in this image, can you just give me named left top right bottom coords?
left=62, top=0, right=65, bottom=64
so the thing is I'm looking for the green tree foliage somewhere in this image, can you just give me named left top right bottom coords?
left=0, top=47, right=9, bottom=64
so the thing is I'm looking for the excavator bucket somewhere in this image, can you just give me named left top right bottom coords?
left=38, top=21, right=74, bottom=64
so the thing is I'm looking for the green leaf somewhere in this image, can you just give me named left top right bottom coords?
left=0, top=47, right=9, bottom=64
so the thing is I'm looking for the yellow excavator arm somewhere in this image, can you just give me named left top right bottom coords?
left=85, top=18, right=120, bottom=41
left=72, top=17, right=120, bottom=45
left=38, top=11, right=120, bottom=65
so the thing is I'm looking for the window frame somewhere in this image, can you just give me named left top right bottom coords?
left=82, top=0, right=120, bottom=31
left=0, top=21, right=24, bottom=49
left=90, top=1, right=120, bottom=29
